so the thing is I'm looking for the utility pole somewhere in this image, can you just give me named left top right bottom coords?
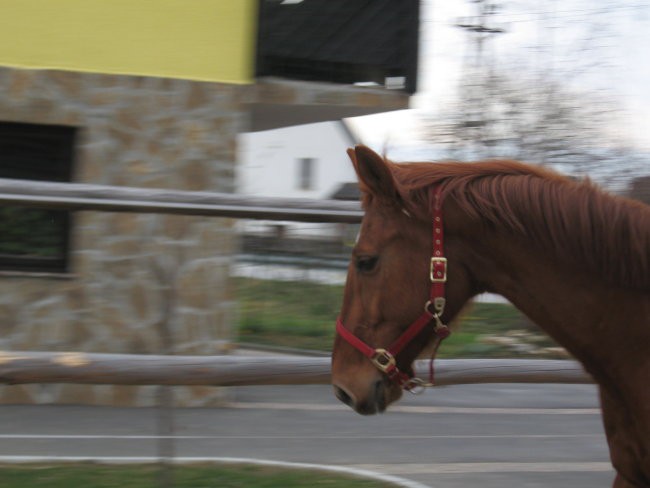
left=455, top=0, right=505, bottom=159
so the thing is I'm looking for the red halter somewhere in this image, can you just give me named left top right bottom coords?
left=336, top=186, right=451, bottom=391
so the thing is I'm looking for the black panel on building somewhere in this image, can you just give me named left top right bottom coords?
left=256, top=0, right=419, bottom=94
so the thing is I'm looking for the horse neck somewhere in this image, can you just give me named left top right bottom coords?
left=459, top=228, right=649, bottom=384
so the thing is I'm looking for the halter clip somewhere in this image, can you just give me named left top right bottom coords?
left=403, top=377, right=432, bottom=395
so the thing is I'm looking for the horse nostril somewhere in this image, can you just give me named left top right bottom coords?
left=333, top=385, right=354, bottom=407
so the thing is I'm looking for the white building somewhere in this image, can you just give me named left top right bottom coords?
left=237, top=119, right=361, bottom=238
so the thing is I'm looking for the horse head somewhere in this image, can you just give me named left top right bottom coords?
left=331, top=145, right=478, bottom=415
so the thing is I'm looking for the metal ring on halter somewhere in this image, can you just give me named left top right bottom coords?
left=404, top=377, right=433, bottom=394
left=424, top=297, right=446, bottom=316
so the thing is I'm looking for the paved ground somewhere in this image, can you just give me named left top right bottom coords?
left=0, top=382, right=613, bottom=488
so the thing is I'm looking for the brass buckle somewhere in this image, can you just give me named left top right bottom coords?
left=430, top=257, right=448, bottom=283
left=370, top=348, right=396, bottom=373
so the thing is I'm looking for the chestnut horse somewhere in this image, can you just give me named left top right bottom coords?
left=331, top=145, right=650, bottom=487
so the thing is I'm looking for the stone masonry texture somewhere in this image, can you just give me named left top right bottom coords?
left=0, top=68, right=243, bottom=406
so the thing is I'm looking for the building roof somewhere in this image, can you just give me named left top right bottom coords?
left=628, top=175, right=650, bottom=205
left=330, top=182, right=361, bottom=201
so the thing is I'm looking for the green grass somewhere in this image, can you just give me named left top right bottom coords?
left=0, top=463, right=397, bottom=488
left=235, top=277, right=341, bottom=351
left=234, top=277, right=564, bottom=358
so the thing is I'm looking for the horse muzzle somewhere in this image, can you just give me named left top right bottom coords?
left=333, top=378, right=400, bottom=415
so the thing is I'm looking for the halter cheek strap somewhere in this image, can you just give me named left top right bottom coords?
left=336, top=186, right=451, bottom=391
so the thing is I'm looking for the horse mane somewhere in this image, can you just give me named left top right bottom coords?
left=386, top=159, right=650, bottom=291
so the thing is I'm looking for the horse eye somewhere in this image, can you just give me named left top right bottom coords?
left=356, top=256, right=379, bottom=273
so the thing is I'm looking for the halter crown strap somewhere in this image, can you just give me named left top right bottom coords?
left=336, top=186, right=450, bottom=390
left=429, top=186, right=447, bottom=315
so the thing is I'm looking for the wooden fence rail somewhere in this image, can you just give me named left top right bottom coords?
left=0, top=178, right=363, bottom=223
left=0, top=351, right=593, bottom=387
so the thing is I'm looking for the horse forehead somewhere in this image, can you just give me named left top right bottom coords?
left=357, top=206, right=411, bottom=248
left=359, top=209, right=394, bottom=240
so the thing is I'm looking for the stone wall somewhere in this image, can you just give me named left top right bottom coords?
left=0, top=67, right=244, bottom=406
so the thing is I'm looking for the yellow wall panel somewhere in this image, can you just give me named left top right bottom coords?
left=0, top=0, right=256, bottom=83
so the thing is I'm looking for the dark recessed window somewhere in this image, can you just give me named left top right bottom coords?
left=0, top=122, right=76, bottom=273
left=297, top=157, right=315, bottom=190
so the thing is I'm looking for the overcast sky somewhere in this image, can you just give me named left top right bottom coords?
left=350, top=0, right=650, bottom=157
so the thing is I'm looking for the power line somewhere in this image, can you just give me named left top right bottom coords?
left=423, top=3, right=648, bottom=24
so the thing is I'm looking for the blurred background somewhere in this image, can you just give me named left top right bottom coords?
left=0, top=1, right=645, bottom=486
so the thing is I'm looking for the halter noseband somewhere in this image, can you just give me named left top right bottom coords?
left=336, top=186, right=451, bottom=392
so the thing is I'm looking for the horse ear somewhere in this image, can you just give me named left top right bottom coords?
left=346, top=148, right=358, bottom=167
left=349, top=145, right=399, bottom=201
